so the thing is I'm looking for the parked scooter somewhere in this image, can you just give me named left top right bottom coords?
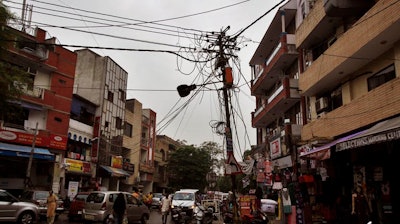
left=171, top=204, right=192, bottom=224
left=222, top=210, right=233, bottom=224
left=193, top=202, right=214, bottom=224
left=242, top=209, right=269, bottom=224
left=221, top=201, right=234, bottom=224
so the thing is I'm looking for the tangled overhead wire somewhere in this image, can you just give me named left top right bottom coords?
left=210, top=120, right=226, bottom=136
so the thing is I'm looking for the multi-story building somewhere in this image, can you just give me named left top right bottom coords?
left=0, top=27, right=76, bottom=195
left=123, top=99, right=144, bottom=191
left=71, top=49, right=129, bottom=191
left=249, top=0, right=301, bottom=190
left=154, top=135, right=181, bottom=193
left=122, top=99, right=156, bottom=194
left=296, top=0, right=399, bottom=222
left=139, top=109, right=156, bottom=193
left=251, top=0, right=399, bottom=223
left=63, top=95, right=97, bottom=196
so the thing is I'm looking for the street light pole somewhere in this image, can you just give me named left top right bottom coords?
left=25, top=122, right=38, bottom=190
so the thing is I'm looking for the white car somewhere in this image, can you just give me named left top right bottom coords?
left=151, top=193, right=163, bottom=209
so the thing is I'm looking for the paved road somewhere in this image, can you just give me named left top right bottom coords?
left=51, top=209, right=223, bottom=224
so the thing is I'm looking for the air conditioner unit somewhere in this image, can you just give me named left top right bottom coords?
left=315, top=97, right=329, bottom=112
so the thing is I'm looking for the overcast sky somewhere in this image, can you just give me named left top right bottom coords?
left=6, top=0, right=282, bottom=160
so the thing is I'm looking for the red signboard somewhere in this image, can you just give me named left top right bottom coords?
left=0, top=129, right=67, bottom=150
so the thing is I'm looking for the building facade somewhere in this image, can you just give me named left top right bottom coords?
left=154, top=135, right=181, bottom=193
left=250, top=0, right=399, bottom=223
left=123, top=99, right=144, bottom=191
left=70, top=49, right=129, bottom=192
left=0, top=27, right=76, bottom=195
left=296, top=0, right=399, bottom=223
left=139, top=109, right=156, bottom=193
left=122, top=99, right=157, bottom=194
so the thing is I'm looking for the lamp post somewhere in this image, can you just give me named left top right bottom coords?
left=25, top=122, right=38, bottom=190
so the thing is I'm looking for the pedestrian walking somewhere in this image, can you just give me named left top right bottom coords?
left=113, top=193, right=126, bottom=224
left=46, top=190, right=58, bottom=224
left=143, top=192, right=153, bottom=209
left=132, top=188, right=140, bottom=199
left=160, top=193, right=172, bottom=224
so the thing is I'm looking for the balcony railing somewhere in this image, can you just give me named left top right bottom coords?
left=252, top=78, right=300, bottom=127
left=23, top=86, right=44, bottom=98
left=139, top=160, right=154, bottom=173
left=252, top=33, right=298, bottom=96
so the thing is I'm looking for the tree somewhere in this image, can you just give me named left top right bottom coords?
left=167, top=144, right=212, bottom=192
left=199, top=141, right=225, bottom=174
left=0, top=3, right=32, bottom=119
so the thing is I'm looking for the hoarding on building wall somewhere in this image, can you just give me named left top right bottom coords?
left=111, top=155, right=123, bottom=169
left=64, top=158, right=91, bottom=173
left=270, top=137, right=281, bottom=159
left=0, top=129, right=67, bottom=150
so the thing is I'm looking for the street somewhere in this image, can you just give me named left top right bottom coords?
left=50, top=209, right=223, bottom=224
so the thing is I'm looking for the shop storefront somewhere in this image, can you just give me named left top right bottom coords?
left=0, top=142, right=55, bottom=195
left=98, top=155, right=131, bottom=191
left=63, top=158, right=94, bottom=199
left=332, top=116, right=400, bottom=224
left=298, top=116, right=400, bottom=224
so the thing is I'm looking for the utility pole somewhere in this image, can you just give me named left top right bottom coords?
left=216, top=27, right=241, bottom=224
left=25, top=122, right=38, bottom=190
left=176, top=26, right=242, bottom=223
left=21, top=0, right=26, bottom=31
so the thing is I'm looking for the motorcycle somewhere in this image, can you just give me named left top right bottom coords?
left=222, top=210, right=233, bottom=224
left=193, top=203, right=214, bottom=224
left=242, top=209, right=269, bottom=224
left=171, top=204, right=192, bottom=224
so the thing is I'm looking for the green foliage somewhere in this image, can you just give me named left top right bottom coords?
left=167, top=144, right=213, bottom=192
left=0, top=4, right=32, bottom=118
left=216, top=175, right=231, bottom=192
left=199, top=141, right=225, bottom=173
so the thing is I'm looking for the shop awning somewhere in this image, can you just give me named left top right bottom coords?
left=0, top=142, right=54, bottom=161
left=300, top=131, right=366, bottom=160
left=100, top=165, right=130, bottom=177
left=336, top=116, right=400, bottom=152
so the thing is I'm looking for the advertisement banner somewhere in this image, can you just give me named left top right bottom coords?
left=111, top=155, right=123, bottom=169
left=65, top=158, right=91, bottom=173
left=270, top=137, right=281, bottom=159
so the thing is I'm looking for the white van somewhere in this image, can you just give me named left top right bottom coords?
left=171, top=189, right=199, bottom=213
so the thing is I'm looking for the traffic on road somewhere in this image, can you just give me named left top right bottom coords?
left=50, top=209, right=222, bottom=224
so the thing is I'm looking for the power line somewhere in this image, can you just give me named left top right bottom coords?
left=28, top=0, right=250, bottom=33
left=232, top=0, right=286, bottom=39
left=6, top=3, right=204, bottom=40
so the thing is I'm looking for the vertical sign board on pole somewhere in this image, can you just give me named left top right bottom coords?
left=68, top=181, right=79, bottom=200
left=225, top=127, right=242, bottom=175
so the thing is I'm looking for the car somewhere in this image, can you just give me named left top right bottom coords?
left=0, top=189, right=39, bottom=224
left=68, top=192, right=90, bottom=221
left=151, top=193, right=163, bottom=209
left=20, top=190, right=64, bottom=219
left=82, top=191, right=150, bottom=224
